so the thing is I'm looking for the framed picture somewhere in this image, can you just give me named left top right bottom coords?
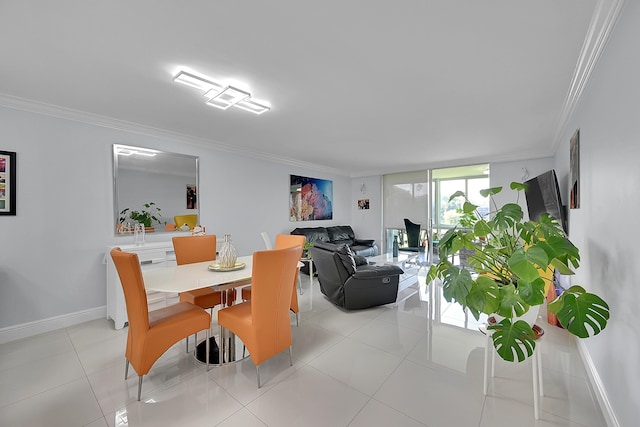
left=290, top=174, right=333, bottom=221
left=0, top=150, right=16, bottom=216
left=570, top=129, right=580, bottom=209
left=186, top=184, right=197, bottom=209
left=358, top=199, right=370, bottom=210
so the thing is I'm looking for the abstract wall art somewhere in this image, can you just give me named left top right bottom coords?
left=290, top=174, right=333, bottom=221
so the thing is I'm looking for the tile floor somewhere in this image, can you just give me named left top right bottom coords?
left=0, top=273, right=606, bottom=426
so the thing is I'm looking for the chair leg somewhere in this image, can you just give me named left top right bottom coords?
left=137, top=376, right=143, bottom=401
left=289, top=346, right=293, bottom=366
left=256, top=364, right=261, bottom=388
left=125, top=359, right=130, bottom=380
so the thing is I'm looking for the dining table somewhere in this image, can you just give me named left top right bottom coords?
left=142, top=255, right=254, bottom=365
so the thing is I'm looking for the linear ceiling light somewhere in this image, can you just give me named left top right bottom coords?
left=234, top=99, right=271, bottom=115
left=173, top=69, right=270, bottom=114
left=205, top=86, right=250, bottom=110
left=173, top=71, right=217, bottom=91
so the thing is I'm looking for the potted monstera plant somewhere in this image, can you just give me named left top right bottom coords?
left=427, top=183, right=609, bottom=362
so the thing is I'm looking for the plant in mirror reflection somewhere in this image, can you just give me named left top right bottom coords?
left=119, top=202, right=165, bottom=228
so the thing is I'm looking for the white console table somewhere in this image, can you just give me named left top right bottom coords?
left=104, top=241, right=179, bottom=329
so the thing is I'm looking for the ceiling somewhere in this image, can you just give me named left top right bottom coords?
left=0, top=0, right=612, bottom=177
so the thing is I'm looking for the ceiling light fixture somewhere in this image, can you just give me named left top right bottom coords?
left=173, top=70, right=270, bottom=114
left=234, top=98, right=271, bottom=115
left=205, top=86, right=251, bottom=110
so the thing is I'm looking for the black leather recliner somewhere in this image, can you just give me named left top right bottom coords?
left=310, top=242, right=403, bottom=310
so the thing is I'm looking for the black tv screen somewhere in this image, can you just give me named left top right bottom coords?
left=524, top=169, right=567, bottom=233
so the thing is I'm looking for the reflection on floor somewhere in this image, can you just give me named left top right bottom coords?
left=0, top=272, right=606, bottom=426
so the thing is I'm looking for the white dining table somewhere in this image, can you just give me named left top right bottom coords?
left=143, top=255, right=254, bottom=293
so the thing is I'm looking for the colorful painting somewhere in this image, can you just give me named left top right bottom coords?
left=0, top=151, right=16, bottom=215
left=290, top=175, right=333, bottom=221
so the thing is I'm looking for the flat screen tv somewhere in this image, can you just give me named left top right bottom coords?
left=524, top=169, right=567, bottom=233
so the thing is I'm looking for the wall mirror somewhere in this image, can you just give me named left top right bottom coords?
left=113, top=144, right=199, bottom=236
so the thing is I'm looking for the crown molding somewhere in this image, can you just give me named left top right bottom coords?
left=351, top=149, right=554, bottom=178
left=0, top=93, right=346, bottom=176
left=552, top=0, right=627, bottom=149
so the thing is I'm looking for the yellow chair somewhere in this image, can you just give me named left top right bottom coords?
left=172, top=235, right=223, bottom=352
left=241, top=234, right=306, bottom=326
left=218, top=245, right=302, bottom=387
left=110, top=248, right=211, bottom=401
left=174, top=214, right=198, bottom=229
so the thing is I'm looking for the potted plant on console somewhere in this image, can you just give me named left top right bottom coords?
left=427, top=183, right=609, bottom=362
left=118, top=202, right=165, bottom=232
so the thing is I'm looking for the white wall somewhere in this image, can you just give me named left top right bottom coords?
left=0, top=106, right=351, bottom=333
left=552, top=1, right=639, bottom=424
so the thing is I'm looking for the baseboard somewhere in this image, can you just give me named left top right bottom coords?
left=0, top=306, right=106, bottom=344
left=575, top=339, right=620, bottom=427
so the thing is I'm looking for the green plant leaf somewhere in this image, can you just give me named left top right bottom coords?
left=491, top=203, right=523, bottom=230
left=449, top=191, right=466, bottom=202
left=441, top=266, right=473, bottom=305
left=550, top=258, right=575, bottom=275
left=426, top=262, right=449, bottom=283
left=462, top=201, right=478, bottom=214
left=479, top=186, right=502, bottom=197
left=524, top=245, right=550, bottom=269
left=473, top=219, right=491, bottom=237
left=551, top=286, right=609, bottom=338
left=517, top=277, right=546, bottom=306
left=467, top=276, right=500, bottom=316
left=510, top=182, right=527, bottom=191
left=496, top=285, right=528, bottom=318
left=537, top=236, right=580, bottom=271
left=489, top=318, right=536, bottom=362
left=507, top=249, right=539, bottom=282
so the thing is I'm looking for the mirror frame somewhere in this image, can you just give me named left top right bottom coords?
left=112, top=144, right=200, bottom=236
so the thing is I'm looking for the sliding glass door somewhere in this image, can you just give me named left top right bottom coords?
left=383, top=164, right=489, bottom=257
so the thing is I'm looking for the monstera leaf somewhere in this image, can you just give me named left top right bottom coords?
left=441, top=266, right=473, bottom=305
left=548, top=286, right=609, bottom=338
left=466, top=276, right=500, bottom=318
left=488, top=318, right=536, bottom=362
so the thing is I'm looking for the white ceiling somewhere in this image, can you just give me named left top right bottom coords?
left=0, top=0, right=613, bottom=177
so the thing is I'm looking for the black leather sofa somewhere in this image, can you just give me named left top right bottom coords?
left=310, top=242, right=403, bottom=310
left=291, top=225, right=378, bottom=257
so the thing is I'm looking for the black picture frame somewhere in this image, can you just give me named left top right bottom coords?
left=0, top=150, right=16, bottom=216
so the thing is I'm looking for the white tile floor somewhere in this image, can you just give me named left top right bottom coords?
left=0, top=274, right=606, bottom=427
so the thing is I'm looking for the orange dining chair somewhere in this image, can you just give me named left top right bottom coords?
left=218, top=245, right=302, bottom=387
left=172, top=235, right=223, bottom=352
left=110, top=248, right=211, bottom=401
left=241, top=234, right=306, bottom=326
